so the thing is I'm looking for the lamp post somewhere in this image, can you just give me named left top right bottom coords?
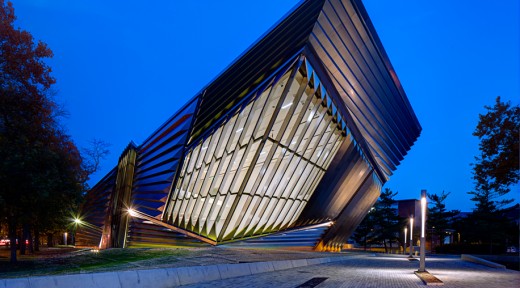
left=419, top=189, right=427, bottom=272
left=409, top=217, right=414, bottom=258
left=404, top=227, right=408, bottom=255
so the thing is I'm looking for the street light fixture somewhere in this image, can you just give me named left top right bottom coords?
left=409, top=217, right=414, bottom=258
left=404, top=227, right=408, bottom=255
left=419, top=189, right=427, bottom=272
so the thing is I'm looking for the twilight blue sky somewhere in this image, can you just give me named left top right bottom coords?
left=10, top=0, right=519, bottom=212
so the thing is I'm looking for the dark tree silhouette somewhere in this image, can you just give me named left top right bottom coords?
left=427, top=191, right=459, bottom=248
left=464, top=96, right=519, bottom=253
left=352, top=206, right=377, bottom=251
left=0, top=0, right=86, bottom=263
left=354, top=188, right=403, bottom=253
left=472, top=96, right=519, bottom=198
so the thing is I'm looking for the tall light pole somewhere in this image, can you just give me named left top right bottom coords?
left=419, top=189, right=427, bottom=272
left=404, top=227, right=408, bottom=255
left=409, top=216, right=414, bottom=258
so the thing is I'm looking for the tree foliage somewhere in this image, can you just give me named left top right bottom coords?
left=427, top=191, right=459, bottom=247
left=82, top=138, right=110, bottom=183
left=472, top=96, right=519, bottom=197
left=0, top=0, right=86, bottom=263
left=462, top=96, right=520, bottom=253
left=352, top=206, right=377, bottom=251
left=353, top=188, right=403, bottom=253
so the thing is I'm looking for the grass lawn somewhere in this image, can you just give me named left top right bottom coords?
left=0, top=246, right=192, bottom=278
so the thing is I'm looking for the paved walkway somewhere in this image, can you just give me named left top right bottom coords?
left=182, top=253, right=520, bottom=288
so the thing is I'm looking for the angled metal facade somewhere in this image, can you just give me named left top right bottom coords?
left=77, top=0, right=421, bottom=251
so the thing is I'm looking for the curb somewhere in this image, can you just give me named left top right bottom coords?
left=461, top=254, right=506, bottom=269
left=0, top=256, right=351, bottom=288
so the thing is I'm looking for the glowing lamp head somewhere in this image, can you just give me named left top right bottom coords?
left=128, top=208, right=137, bottom=217
left=421, top=195, right=427, bottom=238
left=74, top=218, right=82, bottom=225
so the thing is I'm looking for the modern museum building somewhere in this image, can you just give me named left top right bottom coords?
left=76, top=0, right=421, bottom=252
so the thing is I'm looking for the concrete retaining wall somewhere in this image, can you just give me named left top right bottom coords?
left=461, top=254, right=506, bottom=269
left=0, top=256, right=351, bottom=288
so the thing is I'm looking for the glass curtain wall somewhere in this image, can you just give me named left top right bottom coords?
left=166, top=58, right=351, bottom=242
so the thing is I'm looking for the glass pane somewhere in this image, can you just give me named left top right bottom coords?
left=270, top=76, right=300, bottom=139
left=187, top=145, right=201, bottom=172
left=199, top=158, right=220, bottom=197
left=280, top=87, right=307, bottom=146
left=264, top=199, right=284, bottom=231
left=215, top=194, right=235, bottom=237
left=256, top=198, right=277, bottom=233
left=230, top=145, right=250, bottom=193
left=244, top=140, right=272, bottom=194
left=248, top=196, right=269, bottom=235
left=273, top=199, right=291, bottom=228
left=206, top=195, right=226, bottom=233
left=177, top=199, right=189, bottom=227
left=170, top=198, right=182, bottom=223
left=258, top=145, right=284, bottom=198
left=191, top=197, right=206, bottom=228
left=290, top=162, right=314, bottom=199
left=231, top=104, right=252, bottom=148
left=215, top=115, right=237, bottom=159
left=281, top=200, right=301, bottom=228
left=198, top=196, right=215, bottom=231
left=196, top=137, right=212, bottom=168
left=253, top=75, right=290, bottom=139
left=204, top=128, right=220, bottom=163
left=223, top=195, right=250, bottom=239
left=184, top=196, right=197, bottom=224
left=210, top=153, right=233, bottom=196
left=180, top=150, right=192, bottom=176
left=235, top=195, right=259, bottom=237
left=285, top=200, right=306, bottom=227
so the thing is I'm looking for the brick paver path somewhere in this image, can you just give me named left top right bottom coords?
left=182, top=254, right=520, bottom=288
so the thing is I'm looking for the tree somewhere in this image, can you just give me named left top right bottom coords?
left=427, top=191, right=459, bottom=248
left=373, top=188, right=404, bottom=253
left=352, top=207, right=377, bottom=251
left=472, top=96, right=519, bottom=197
left=354, top=188, right=403, bottom=253
left=82, top=138, right=110, bottom=184
left=465, top=96, right=520, bottom=253
left=0, top=0, right=86, bottom=263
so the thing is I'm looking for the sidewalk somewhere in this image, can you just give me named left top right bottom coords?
left=0, top=248, right=355, bottom=288
left=183, top=253, right=520, bottom=288
left=1, top=250, right=519, bottom=288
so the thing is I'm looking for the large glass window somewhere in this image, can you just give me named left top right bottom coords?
left=166, top=58, right=352, bottom=241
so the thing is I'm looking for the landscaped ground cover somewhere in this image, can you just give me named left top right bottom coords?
left=0, top=247, right=191, bottom=278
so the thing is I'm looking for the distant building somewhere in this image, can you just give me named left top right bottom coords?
left=395, top=199, right=422, bottom=246
left=397, top=199, right=421, bottom=224
left=76, top=0, right=421, bottom=251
